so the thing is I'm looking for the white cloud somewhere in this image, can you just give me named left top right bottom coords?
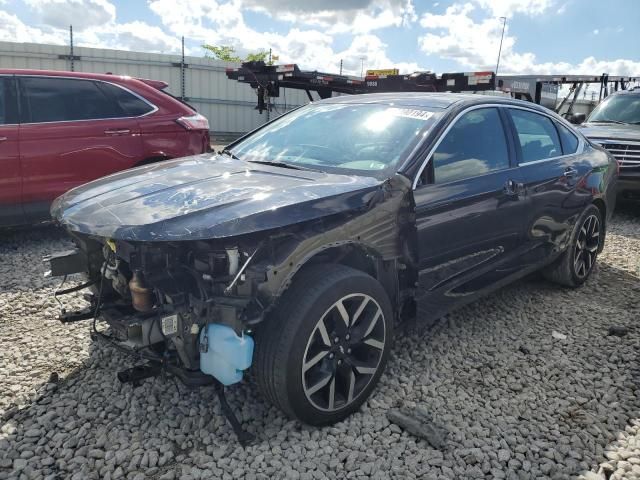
left=243, top=0, right=417, bottom=34
left=23, top=0, right=116, bottom=31
left=110, top=21, right=182, bottom=53
left=470, top=0, right=554, bottom=16
left=419, top=3, right=506, bottom=69
left=0, top=11, right=67, bottom=44
left=148, top=0, right=422, bottom=75
left=418, top=3, right=640, bottom=76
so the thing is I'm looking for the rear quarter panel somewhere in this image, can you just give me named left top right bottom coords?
left=123, top=80, right=208, bottom=160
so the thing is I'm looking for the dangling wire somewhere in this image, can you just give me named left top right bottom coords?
left=53, top=275, right=68, bottom=310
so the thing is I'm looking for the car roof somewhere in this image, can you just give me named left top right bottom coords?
left=315, top=91, right=550, bottom=112
left=0, top=69, right=143, bottom=85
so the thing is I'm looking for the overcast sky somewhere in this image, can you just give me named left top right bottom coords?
left=1, top=0, right=639, bottom=77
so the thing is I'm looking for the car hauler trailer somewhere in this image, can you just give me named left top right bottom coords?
left=226, top=61, right=638, bottom=119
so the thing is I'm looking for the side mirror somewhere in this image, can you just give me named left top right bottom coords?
left=567, top=112, right=586, bottom=125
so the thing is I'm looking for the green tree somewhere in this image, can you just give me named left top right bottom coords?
left=203, top=44, right=273, bottom=64
left=202, top=45, right=241, bottom=62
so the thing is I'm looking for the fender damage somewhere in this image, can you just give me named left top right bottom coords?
left=48, top=154, right=416, bottom=391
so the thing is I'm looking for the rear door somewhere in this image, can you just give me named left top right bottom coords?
left=506, top=107, right=588, bottom=264
left=18, top=76, right=145, bottom=222
left=0, top=75, right=23, bottom=226
left=413, top=106, right=530, bottom=322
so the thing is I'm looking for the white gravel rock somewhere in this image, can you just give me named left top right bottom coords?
left=1, top=203, right=639, bottom=479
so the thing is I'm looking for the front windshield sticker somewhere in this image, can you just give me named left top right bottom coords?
left=391, top=108, right=435, bottom=120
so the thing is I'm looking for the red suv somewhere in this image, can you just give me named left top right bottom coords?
left=0, top=69, right=210, bottom=227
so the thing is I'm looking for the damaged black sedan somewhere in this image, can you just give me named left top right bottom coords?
left=48, top=93, right=617, bottom=434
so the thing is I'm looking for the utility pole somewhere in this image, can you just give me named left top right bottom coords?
left=180, top=36, right=186, bottom=100
left=69, top=25, right=75, bottom=72
left=360, top=56, right=365, bottom=78
left=269, top=48, right=272, bottom=64
left=339, top=59, right=343, bottom=75
left=495, top=16, right=507, bottom=77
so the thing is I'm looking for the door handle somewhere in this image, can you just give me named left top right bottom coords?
left=104, top=129, right=131, bottom=135
left=0, top=137, right=7, bottom=142
left=563, top=167, right=578, bottom=177
left=504, top=179, right=524, bottom=196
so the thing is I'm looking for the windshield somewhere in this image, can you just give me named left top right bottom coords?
left=229, top=103, right=441, bottom=176
left=588, top=94, right=640, bottom=125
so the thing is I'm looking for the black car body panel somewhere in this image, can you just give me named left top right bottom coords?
left=49, top=93, right=617, bottom=396
left=50, top=154, right=383, bottom=241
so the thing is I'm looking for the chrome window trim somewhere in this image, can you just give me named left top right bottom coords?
left=16, top=74, right=158, bottom=126
left=508, top=105, right=585, bottom=165
left=411, top=103, right=585, bottom=189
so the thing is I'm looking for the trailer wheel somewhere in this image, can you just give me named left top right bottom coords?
left=255, top=264, right=393, bottom=425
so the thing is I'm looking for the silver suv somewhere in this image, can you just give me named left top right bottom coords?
left=578, top=89, right=640, bottom=198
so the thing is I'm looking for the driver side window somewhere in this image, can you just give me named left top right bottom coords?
left=509, top=108, right=562, bottom=163
left=430, top=107, right=510, bottom=184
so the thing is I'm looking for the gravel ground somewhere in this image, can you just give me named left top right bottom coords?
left=1, top=204, right=639, bottom=480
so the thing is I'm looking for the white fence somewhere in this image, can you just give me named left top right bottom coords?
left=0, top=41, right=310, bottom=138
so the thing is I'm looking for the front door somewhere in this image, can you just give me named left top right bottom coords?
left=18, top=76, right=143, bottom=222
left=413, top=106, right=529, bottom=323
left=0, top=76, right=23, bottom=226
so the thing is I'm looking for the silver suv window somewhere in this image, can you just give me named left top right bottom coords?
left=588, top=93, right=640, bottom=125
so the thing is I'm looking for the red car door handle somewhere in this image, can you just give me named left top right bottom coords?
left=104, top=129, right=131, bottom=135
left=0, top=137, right=7, bottom=142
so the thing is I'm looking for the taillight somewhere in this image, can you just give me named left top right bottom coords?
left=176, top=113, right=209, bottom=131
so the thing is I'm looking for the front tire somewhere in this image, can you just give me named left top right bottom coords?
left=255, top=264, right=393, bottom=425
left=544, top=204, right=603, bottom=287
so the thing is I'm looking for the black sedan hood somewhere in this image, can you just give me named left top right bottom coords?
left=51, top=154, right=383, bottom=241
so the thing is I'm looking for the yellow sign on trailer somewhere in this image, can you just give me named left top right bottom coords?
left=366, top=68, right=400, bottom=76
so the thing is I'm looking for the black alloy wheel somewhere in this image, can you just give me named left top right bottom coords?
left=573, top=214, right=600, bottom=279
left=255, top=264, right=393, bottom=425
left=301, top=293, right=386, bottom=412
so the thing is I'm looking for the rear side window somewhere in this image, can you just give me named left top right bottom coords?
left=555, top=121, right=579, bottom=154
left=509, top=109, right=562, bottom=163
left=21, top=77, right=120, bottom=123
left=97, top=82, right=154, bottom=116
left=432, top=107, right=510, bottom=184
left=0, top=77, right=19, bottom=125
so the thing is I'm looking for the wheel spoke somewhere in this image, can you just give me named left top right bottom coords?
left=328, top=376, right=336, bottom=410
left=351, top=297, right=370, bottom=327
left=303, top=350, right=329, bottom=372
left=363, top=338, right=385, bottom=350
left=347, top=369, right=356, bottom=403
left=306, top=373, right=333, bottom=396
left=362, top=308, right=382, bottom=339
left=574, top=250, right=583, bottom=270
left=336, top=301, right=350, bottom=328
left=355, top=365, right=377, bottom=375
left=316, top=318, right=331, bottom=347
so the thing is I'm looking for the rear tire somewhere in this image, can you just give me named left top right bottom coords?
left=543, top=204, right=603, bottom=287
left=254, top=264, right=393, bottom=425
